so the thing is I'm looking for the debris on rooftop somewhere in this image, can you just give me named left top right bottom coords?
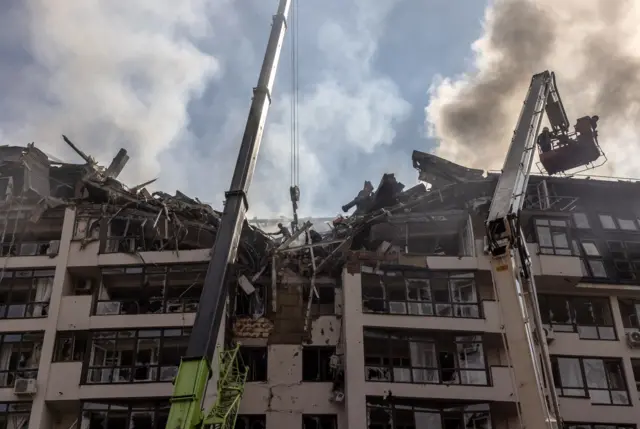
left=0, top=139, right=494, bottom=358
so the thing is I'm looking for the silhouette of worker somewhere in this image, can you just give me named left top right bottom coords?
left=269, top=223, right=291, bottom=241
left=537, top=127, right=552, bottom=153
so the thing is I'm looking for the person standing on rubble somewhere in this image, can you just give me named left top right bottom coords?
left=268, top=223, right=291, bottom=243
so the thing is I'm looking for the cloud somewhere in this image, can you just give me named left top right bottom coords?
left=426, top=0, right=640, bottom=177
left=0, top=0, right=219, bottom=184
left=0, top=1, right=412, bottom=218
left=171, top=0, right=412, bottom=217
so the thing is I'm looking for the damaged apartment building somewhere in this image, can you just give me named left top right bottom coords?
left=1, top=140, right=640, bottom=429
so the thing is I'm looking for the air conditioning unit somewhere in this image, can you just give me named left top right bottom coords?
left=626, top=330, right=640, bottom=348
left=331, top=390, right=345, bottom=403
left=47, top=240, right=60, bottom=256
left=544, top=327, right=556, bottom=343
left=13, top=378, right=37, bottom=396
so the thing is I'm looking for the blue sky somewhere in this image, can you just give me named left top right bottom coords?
left=0, top=0, right=489, bottom=217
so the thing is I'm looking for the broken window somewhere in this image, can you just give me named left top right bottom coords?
left=0, top=269, right=54, bottom=319
left=235, top=415, right=266, bottom=429
left=302, top=347, right=336, bottom=382
left=361, top=272, right=480, bottom=318
left=303, top=415, right=338, bottom=429
left=95, top=264, right=205, bottom=316
left=81, top=401, right=169, bottom=429
left=366, top=400, right=491, bottom=429
left=535, top=218, right=572, bottom=255
left=0, top=208, right=64, bottom=257
left=239, top=347, right=267, bottom=382
left=0, top=402, right=30, bottom=429
left=538, top=295, right=615, bottom=340
left=619, top=298, right=640, bottom=329
left=85, top=328, right=190, bottom=384
left=73, top=213, right=101, bottom=241
left=105, top=216, right=145, bottom=253
left=235, top=282, right=266, bottom=318
left=363, top=329, right=487, bottom=385
left=551, top=356, right=629, bottom=405
left=53, top=331, right=88, bottom=362
left=0, top=332, right=43, bottom=388
left=303, top=284, right=336, bottom=316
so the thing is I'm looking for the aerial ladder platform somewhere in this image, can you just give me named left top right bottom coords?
left=485, top=71, right=605, bottom=429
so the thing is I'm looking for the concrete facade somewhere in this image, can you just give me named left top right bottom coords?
left=3, top=176, right=640, bottom=429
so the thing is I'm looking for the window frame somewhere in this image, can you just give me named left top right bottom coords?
left=302, top=347, right=336, bottom=382
left=572, top=212, right=591, bottom=229
left=94, top=264, right=206, bottom=316
left=534, top=218, right=573, bottom=256
left=53, top=331, right=89, bottom=362
left=80, top=400, right=170, bottom=429
left=538, top=294, right=617, bottom=340
left=0, top=331, right=44, bottom=388
left=551, top=355, right=630, bottom=405
left=0, top=402, right=31, bottom=429
left=366, top=400, right=492, bottom=429
left=0, top=269, right=56, bottom=319
left=239, top=346, right=268, bottom=382
left=363, top=329, right=489, bottom=386
left=302, top=414, right=338, bottom=429
left=235, top=414, right=266, bottom=429
left=82, top=327, right=191, bottom=385
left=361, top=271, right=481, bottom=319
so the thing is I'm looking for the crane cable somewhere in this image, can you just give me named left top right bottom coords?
left=289, top=0, right=301, bottom=232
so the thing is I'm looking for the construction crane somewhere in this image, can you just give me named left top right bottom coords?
left=485, top=71, right=605, bottom=429
left=165, top=1, right=291, bottom=428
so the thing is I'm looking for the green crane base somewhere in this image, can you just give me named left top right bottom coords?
left=166, top=357, right=211, bottom=429
left=166, top=345, right=248, bottom=429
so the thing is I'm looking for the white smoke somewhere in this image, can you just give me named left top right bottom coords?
left=0, top=1, right=219, bottom=184
left=426, top=0, right=640, bottom=178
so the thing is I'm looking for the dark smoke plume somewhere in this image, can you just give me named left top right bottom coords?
left=426, top=0, right=640, bottom=176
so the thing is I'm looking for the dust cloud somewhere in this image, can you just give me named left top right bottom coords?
left=426, top=0, right=640, bottom=177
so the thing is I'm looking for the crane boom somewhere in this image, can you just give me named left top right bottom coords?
left=486, top=71, right=563, bottom=429
left=166, top=1, right=291, bottom=428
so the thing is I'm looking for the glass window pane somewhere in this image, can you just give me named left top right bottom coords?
left=618, top=219, right=637, bottom=231
left=557, top=357, right=584, bottom=388
left=582, top=242, right=600, bottom=256
left=573, top=213, right=590, bottom=229
left=552, top=232, right=569, bottom=249
left=537, top=226, right=553, bottom=247
left=588, top=260, right=608, bottom=278
left=599, top=215, right=616, bottom=229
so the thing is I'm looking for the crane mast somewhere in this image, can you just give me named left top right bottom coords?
left=165, top=1, right=292, bottom=428
left=485, top=71, right=565, bottom=429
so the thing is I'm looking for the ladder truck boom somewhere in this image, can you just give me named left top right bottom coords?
left=166, top=1, right=291, bottom=428
left=485, top=71, right=564, bottom=429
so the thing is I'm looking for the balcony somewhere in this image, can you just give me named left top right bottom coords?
left=0, top=269, right=55, bottom=332
left=94, top=264, right=204, bottom=316
left=0, top=331, right=43, bottom=401
left=363, top=366, right=514, bottom=402
left=46, top=361, right=173, bottom=401
left=68, top=209, right=215, bottom=267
